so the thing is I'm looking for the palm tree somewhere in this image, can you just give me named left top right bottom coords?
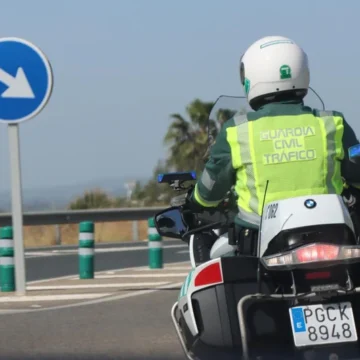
left=163, top=98, right=218, bottom=173
left=216, top=108, right=237, bottom=127
left=164, top=98, right=248, bottom=173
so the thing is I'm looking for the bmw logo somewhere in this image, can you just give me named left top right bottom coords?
left=304, top=199, right=317, bottom=209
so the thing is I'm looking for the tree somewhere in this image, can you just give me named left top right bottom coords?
left=131, top=160, right=177, bottom=206
left=216, top=108, right=237, bottom=127
left=163, top=98, right=217, bottom=174
left=66, top=98, right=249, bottom=210
left=164, top=98, right=247, bottom=174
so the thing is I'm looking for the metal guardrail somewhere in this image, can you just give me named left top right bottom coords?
left=0, top=207, right=166, bottom=227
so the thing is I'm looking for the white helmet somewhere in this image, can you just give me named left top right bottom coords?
left=240, top=36, right=310, bottom=109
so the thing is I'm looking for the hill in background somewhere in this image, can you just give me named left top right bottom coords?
left=0, top=176, right=148, bottom=212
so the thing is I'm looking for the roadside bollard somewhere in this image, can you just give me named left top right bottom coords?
left=0, top=226, right=15, bottom=292
left=148, top=217, right=163, bottom=269
left=78, top=221, right=95, bottom=279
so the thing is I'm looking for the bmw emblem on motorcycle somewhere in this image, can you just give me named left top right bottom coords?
left=304, top=199, right=316, bottom=209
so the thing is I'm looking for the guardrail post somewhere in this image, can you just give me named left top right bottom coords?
left=0, top=226, right=15, bottom=292
left=55, top=225, right=61, bottom=245
left=132, top=220, right=139, bottom=242
left=148, top=217, right=163, bottom=269
left=78, top=221, right=95, bottom=279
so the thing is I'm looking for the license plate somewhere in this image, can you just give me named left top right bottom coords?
left=289, top=302, right=358, bottom=347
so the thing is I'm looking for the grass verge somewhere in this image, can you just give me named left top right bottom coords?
left=23, top=220, right=149, bottom=247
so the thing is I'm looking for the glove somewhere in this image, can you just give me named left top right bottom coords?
left=343, top=187, right=357, bottom=209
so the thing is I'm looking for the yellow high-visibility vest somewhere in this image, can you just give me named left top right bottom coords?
left=225, top=110, right=345, bottom=225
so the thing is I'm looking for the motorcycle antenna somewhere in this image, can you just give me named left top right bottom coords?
left=207, top=95, right=222, bottom=149
left=308, top=86, right=325, bottom=110
left=256, top=179, right=270, bottom=293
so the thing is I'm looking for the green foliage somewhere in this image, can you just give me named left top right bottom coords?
left=67, top=98, right=247, bottom=209
left=68, top=188, right=114, bottom=210
left=164, top=98, right=217, bottom=174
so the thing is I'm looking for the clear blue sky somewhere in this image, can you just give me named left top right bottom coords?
left=0, top=0, right=359, bottom=192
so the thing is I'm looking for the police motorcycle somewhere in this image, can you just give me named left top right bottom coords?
left=154, top=89, right=360, bottom=359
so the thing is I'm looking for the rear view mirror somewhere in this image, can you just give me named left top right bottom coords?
left=349, top=144, right=360, bottom=164
left=154, top=207, right=187, bottom=239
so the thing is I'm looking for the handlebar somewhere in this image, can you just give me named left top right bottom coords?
left=181, top=220, right=225, bottom=238
left=160, top=174, right=238, bottom=238
left=176, top=194, right=236, bottom=239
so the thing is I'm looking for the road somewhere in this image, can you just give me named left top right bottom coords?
left=0, top=289, right=186, bottom=359
left=25, top=240, right=187, bottom=281
left=2, top=240, right=355, bottom=359
left=0, top=240, right=191, bottom=359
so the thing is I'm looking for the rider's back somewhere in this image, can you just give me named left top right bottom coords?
left=190, top=36, right=360, bottom=230
left=224, top=100, right=346, bottom=224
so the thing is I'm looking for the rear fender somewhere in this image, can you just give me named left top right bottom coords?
left=260, top=194, right=355, bottom=257
left=190, top=229, right=223, bottom=267
left=210, top=233, right=237, bottom=259
left=178, top=258, right=224, bottom=337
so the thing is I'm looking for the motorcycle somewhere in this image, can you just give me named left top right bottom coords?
left=154, top=89, right=360, bottom=359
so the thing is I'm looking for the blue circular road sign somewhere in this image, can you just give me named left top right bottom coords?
left=0, top=37, right=53, bottom=124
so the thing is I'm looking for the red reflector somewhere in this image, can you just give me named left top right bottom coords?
left=194, top=262, right=223, bottom=287
left=305, top=271, right=331, bottom=280
left=296, top=244, right=339, bottom=263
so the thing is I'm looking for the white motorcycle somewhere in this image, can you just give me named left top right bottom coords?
left=154, top=90, right=360, bottom=359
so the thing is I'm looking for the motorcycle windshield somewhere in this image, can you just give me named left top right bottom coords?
left=207, top=87, right=325, bottom=143
left=208, top=95, right=250, bottom=140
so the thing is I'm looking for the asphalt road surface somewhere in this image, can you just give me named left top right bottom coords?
left=0, top=289, right=186, bottom=359
left=25, top=240, right=187, bottom=281
left=0, top=240, right=191, bottom=359
left=2, top=241, right=358, bottom=359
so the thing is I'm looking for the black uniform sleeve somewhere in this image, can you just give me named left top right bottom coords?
left=341, top=117, right=360, bottom=187
left=190, top=120, right=236, bottom=207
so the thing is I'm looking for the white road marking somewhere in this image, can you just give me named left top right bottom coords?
left=0, top=282, right=183, bottom=315
left=27, top=282, right=169, bottom=290
left=134, top=266, right=191, bottom=271
left=177, top=250, right=189, bottom=254
left=0, top=293, right=112, bottom=302
left=75, top=273, right=188, bottom=280
left=26, top=252, right=52, bottom=257
left=0, top=261, right=189, bottom=314
left=25, top=244, right=187, bottom=258
left=27, top=274, right=85, bottom=285
left=26, top=263, right=179, bottom=285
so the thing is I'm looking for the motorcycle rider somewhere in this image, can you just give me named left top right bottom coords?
left=186, top=35, right=360, bottom=265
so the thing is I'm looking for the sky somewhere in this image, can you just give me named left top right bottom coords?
left=0, top=0, right=359, bottom=193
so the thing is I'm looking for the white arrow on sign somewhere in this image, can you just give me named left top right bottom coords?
left=0, top=67, right=35, bottom=99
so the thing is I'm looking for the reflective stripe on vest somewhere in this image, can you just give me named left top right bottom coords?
left=318, top=110, right=345, bottom=194
left=226, top=111, right=344, bottom=226
left=194, top=183, right=223, bottom=207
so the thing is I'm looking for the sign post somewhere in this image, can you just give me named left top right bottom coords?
left=0, top=37, right=53, bottom=295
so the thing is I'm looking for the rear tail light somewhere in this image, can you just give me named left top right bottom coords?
left=194, top=261, right=223, bottom=287
left=262, top=243, right=360, bottom=270
left=296, top=244, right=339, bottom=262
